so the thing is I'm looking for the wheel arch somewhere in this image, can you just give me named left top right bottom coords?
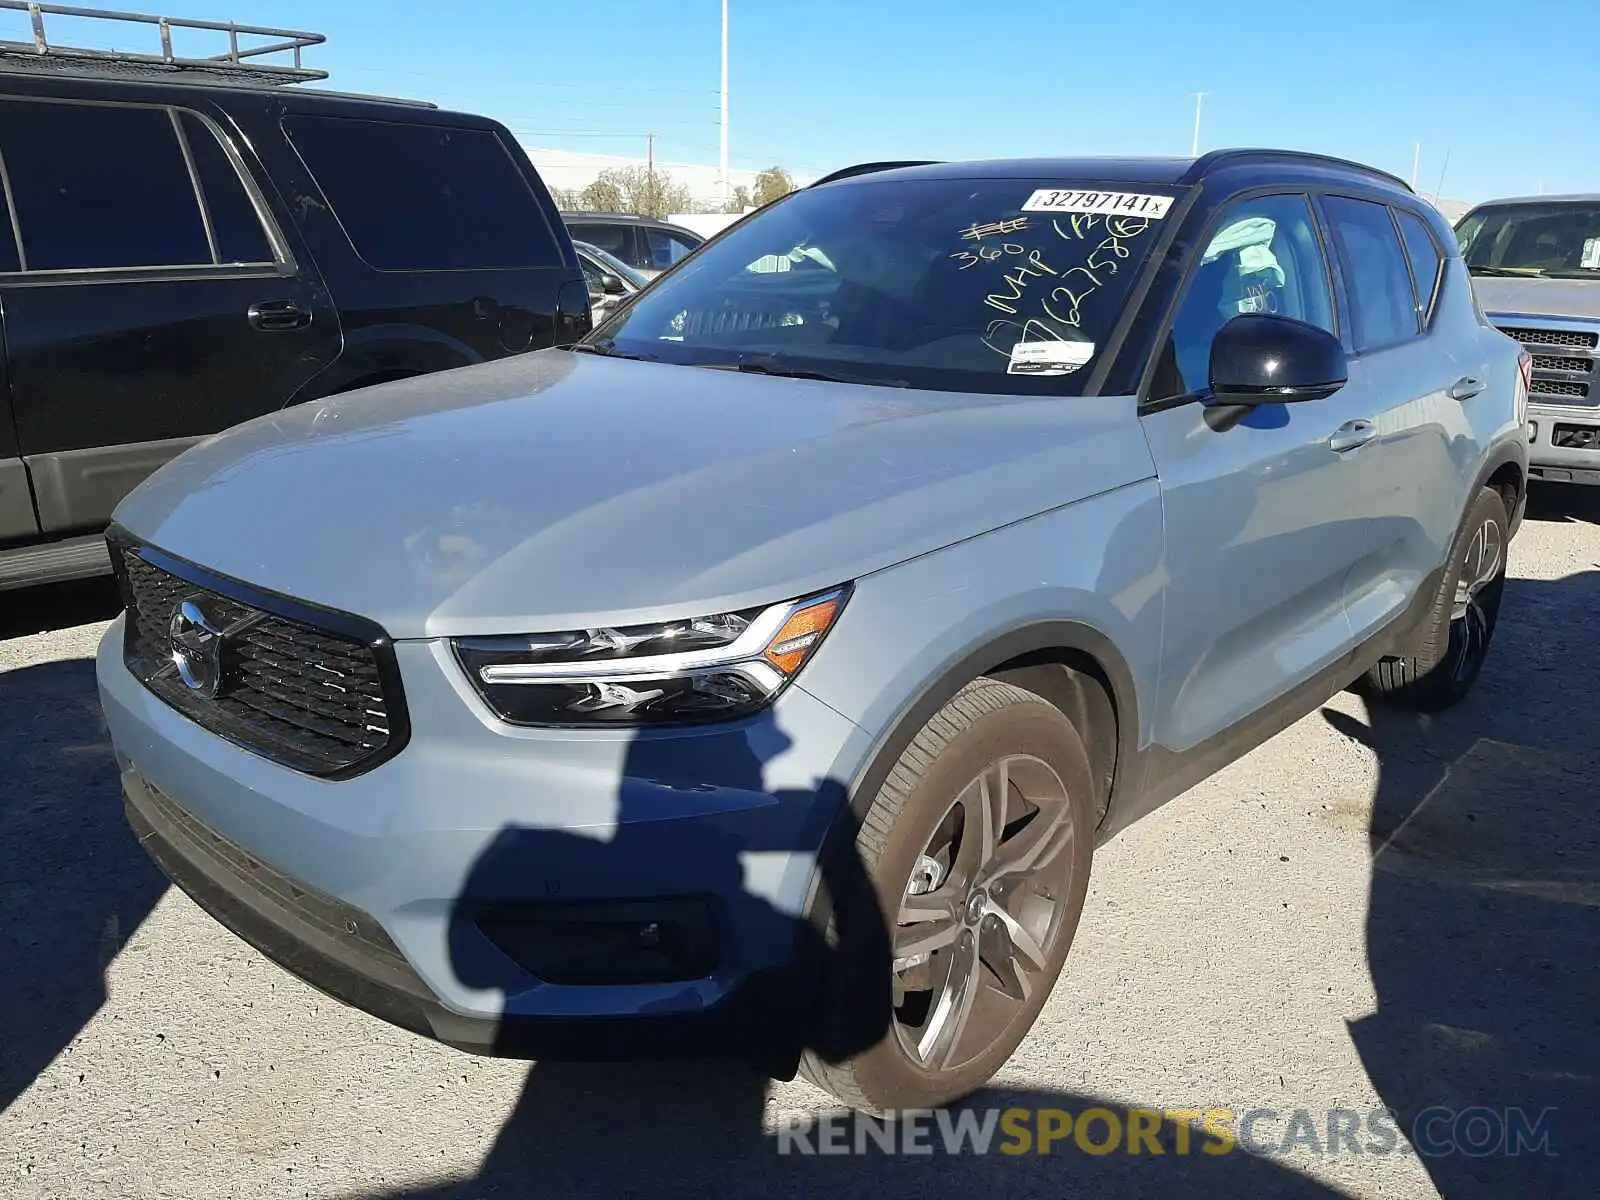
left=839, top=619, right=1141, bottom=840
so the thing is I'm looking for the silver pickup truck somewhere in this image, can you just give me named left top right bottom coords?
left=1457, top=194, right=1600, bottom=485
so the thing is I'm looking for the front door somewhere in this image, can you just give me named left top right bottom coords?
left=0, top=97, right=339, bottom=534
left=1140, top=192, right=1378, bottom=755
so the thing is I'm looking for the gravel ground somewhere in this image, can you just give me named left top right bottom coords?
left=3, top=487, right=1597, bottom=1200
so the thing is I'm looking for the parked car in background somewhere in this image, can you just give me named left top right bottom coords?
left=100, top=150, right=1527, bottom=1117
left=563, top=211, right=704, bottom=278
left=0, top=10, right=588, bottom=592
left=574, top=239, right=648, bottom=325
left=1455, top=195, right=1600, bottom=485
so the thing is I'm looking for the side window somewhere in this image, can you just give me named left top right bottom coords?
left=1394, top=208, right=1443, bottom=326
left=570, top=223, right=631, bottom=261
left=645, top=227, right=697, bottom=270
left=178, top=113, right=274, bottom=264
left=1157, top=193, right=1336, bottom=396
left=1322, top=196, right=1419, bottom=352
left=283, top=115, right=561, bottom=271
left=0, top=99, right=210, bottom=270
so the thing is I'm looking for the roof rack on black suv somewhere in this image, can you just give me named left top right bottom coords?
left=0, top=1, right=326, bottom=85
left=0, top=26, right=590, bottom=590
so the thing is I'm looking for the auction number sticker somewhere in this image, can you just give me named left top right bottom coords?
left=1020, top=189, right=1173, bottom=219
left=1007, top=339, right=1095, bottom=375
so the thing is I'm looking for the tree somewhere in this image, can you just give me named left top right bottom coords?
left=576, top=166, right=693, bottom=219
left=547, top=186, right=585, bottom=211
left=753, top=166, right=796, bottom=208
left=578, top=174, right=625, bottom=213
left=724, top=184, right=752, bottom=213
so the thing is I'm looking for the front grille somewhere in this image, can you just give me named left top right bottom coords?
left=1531, top=379, right=1591, bottom=400
left=114, top=541, right=404, bottom=777
left=1531, top=355, right=1593, bottom=374
left=1499, top=325, right=1599, bottom=349
left=1496, top=322, right=1600, bottom=406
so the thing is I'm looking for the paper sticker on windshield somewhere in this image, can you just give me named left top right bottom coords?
left=1020, top=189, right=1173, bottom=219
left=1007, top=340, right=1095, bottom=376
left=1583, top=237, right=1600, bottom=270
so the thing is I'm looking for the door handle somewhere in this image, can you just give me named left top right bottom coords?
left=248, top=300, right=312, bottom=332
left=1328, top=418, right=1377, bottom=453
left=1448, top=375, right=1487, bottom=401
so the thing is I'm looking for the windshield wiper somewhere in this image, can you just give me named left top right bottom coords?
left=1468, top=265, right=1546, bottom=277
left=702, top=358, right=910, bottom=388
left=1536, top=269, right=1600, bottom=280
left=560, top=341, right=658, bottom=362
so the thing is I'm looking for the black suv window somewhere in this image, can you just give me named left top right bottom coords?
left=1156, top=193, right=1336, bottom=396
left=179, top=113, right=274, bottom=265
left=1394, top=208, right=1443, bottom=324
left=570, top=223, right=634, bottom=263
left=0, top=100, right=211, bottom=270
left=645, top=226, right=699, bottom=270
left=284, top=115, right=560, bottom=271
left=1322, top=196, right=1418, bottom=352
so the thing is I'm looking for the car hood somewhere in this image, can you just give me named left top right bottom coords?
left=112, top=351, right=1154, bottom=639
left=1472, top=276, right=1600, bottom=322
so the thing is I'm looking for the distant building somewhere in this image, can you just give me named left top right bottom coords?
left=522, top=145, right=813, bottom=212
left=1422, top=195, right=1472, bottom=223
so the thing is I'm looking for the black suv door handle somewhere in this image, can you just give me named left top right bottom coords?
left=248, top=300, right=312, bottom=332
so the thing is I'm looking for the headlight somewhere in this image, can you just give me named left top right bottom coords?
left=452, top=586, right=849, bottom=726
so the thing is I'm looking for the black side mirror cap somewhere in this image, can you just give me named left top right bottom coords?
left=601, top=272, right=627, bottom=295
left=1208, top=313, right=1348, bottom=405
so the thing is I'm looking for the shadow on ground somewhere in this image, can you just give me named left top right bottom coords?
left=1329, top=566, right=1600, bottom=1199
left=0, top=577, right=122, bottom=640
left=362, top=1066, right=1344, bottom=1198
left=0, top=655, right=166, bottom=1113
left=1522, top=479, right=1600, bottom=527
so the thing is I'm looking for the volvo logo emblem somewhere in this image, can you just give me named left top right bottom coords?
left=169, top=596, right=229, bottom=697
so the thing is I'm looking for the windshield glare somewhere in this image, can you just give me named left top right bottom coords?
left=588, top=177, right=1179, bottom=393
left=1456, top=203, right=1600, bottom=277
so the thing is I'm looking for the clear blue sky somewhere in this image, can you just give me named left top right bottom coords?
left=12, top=0, right=1589, bottom=202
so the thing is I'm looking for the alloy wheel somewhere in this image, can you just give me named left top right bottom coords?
left=1444, top=515, right=1504, bottom=682
left=890, top=754, right=1077, bottom=1072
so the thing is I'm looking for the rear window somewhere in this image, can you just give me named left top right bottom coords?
left=284, top=114, right=561, bottom=271
left=592, top=177, right=1179, bottom=395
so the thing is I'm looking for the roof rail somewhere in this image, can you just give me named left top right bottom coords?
left=1184, top=148, right=1413, bottom=192
left=807, top=160, right=943, bottom=188
left=0, top=2, right=326, bottom=86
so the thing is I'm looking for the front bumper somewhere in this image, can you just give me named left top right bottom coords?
left=98, top=615, right=872, bottom=1065
left=1527, top=403, right=1600, bottom=485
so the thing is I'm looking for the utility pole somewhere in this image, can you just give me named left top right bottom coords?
left=647, top=131, right=655, bottom=180
left=720, top=0, right=729, bottom=207
left=1190, top=92, right=1206, bottom=157
left=1411, top=142, right=1421, bottom=190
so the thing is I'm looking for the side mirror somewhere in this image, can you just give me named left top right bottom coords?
left=600, top=272, right=627, bottom=296
left=1208, top=313, right=1348, bottom=405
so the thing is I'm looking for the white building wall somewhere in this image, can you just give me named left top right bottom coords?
left=522, top=145, right=812, bottom=211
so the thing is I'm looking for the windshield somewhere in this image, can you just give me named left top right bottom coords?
left=1456, top=203, right=1600, bottom=278
left=585, top=176, right=1180, bottom=393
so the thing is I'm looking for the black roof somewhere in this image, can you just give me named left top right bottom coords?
left=810, top=149, right=1412, bottom=194
left=562, top=211, right=701, bottom=230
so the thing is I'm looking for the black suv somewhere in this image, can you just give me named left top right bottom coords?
left=562, top=212, right=704, bottom=277
left=0, top=15, right=589, bottom=590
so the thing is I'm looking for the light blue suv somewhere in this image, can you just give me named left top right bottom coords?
left=97, top=150, right=1529, bottom=1114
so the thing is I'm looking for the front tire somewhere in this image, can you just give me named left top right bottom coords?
left=1365, top=486, right=1508, bottom=711
left=799, top=678, right=1096, bottom=1113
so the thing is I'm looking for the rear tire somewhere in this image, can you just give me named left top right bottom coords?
left=1365, top=486, right=1508, bottom=711
left=799, top=677, right=1095, bottom=1114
